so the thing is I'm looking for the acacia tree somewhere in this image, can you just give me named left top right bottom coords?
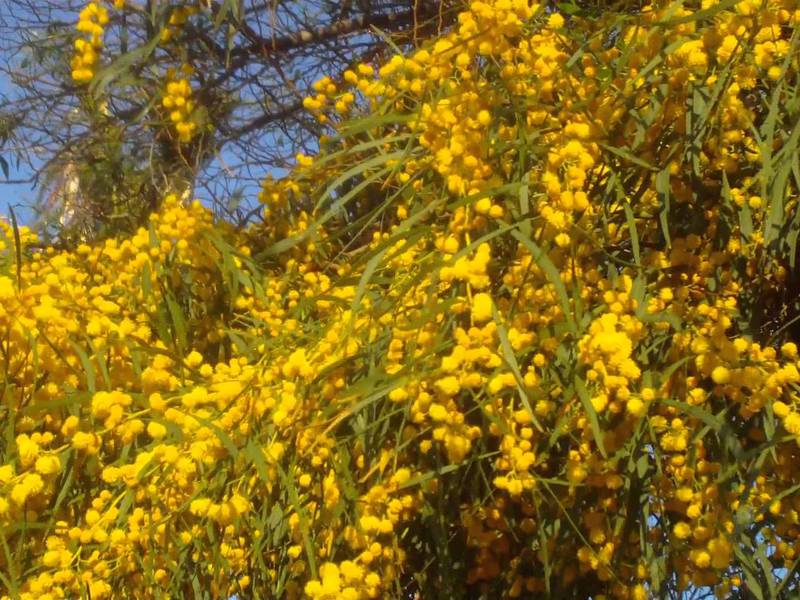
left=4, top=0, right=800, bottom=598
left=0, top=0, right=454, bottom=239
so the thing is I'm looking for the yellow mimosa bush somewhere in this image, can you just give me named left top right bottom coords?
left=70, top=2, right=111, bottom=84
left=4, top=0, right=800, bottom=597
left=162, top=65, right=199, bottom=144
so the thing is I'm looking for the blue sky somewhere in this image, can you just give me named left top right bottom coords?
left=0, top=0, right=350, bottom=229
left=0, top=69, right=37, bottom=223
left=0, top=2, right=78, bottom=225
left=0, top=171, right=36, bottom=224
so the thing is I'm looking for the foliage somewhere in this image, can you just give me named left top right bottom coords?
left=3, top=0, right=800, bottom=598
left=0, top=0, right=453, bottom=237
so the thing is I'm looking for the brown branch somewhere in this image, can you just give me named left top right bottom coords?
left=230, top=3, right=443, bottom=59
left=197, top=2, right=453, bottom=107
left=226, top=100, right=305, bottom=139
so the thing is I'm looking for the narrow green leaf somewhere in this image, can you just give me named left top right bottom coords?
left=660, top=399, right=724, bottom=431
left=600, top=143, right=658, bottom=171
left=68, top=340, right=96, bottom=393
left=655, top=169, right=671, bottom=248
left=574, top=376, right=607, bottom=458
left=163, top=292, right=188, bottom=354
left=8, top=207, right=21, bottom=288
left=622, top=201, right=640, bottom=266
left=494, top=309, right=544, bottom=433
left=511, top=229, right=577, bottom=335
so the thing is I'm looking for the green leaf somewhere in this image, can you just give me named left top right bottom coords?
left=494, top=308, right=544, bottom=433
left=8, top=207, right=21, bottom=288
left=276, top=461, right=317, bottom=578
left=574, top=376, right=607, bottom=458
left=264, top=153, right=402, bottom=256
left=163, top=292, right=188, bottom=355
left=90, top=29, right=164, bottom=100
left=623, top=201, right=640, bottom=266
left=657, top=0, right=743, bottom=25
left=68, top=339, right=96, bottom=393
left=660, top=399, right=724, bottom=431
left=511, top=229, right=577, bottom=336
left=600, top=143, right=658, bottom=172
left=655, top=168, right=671, bottom=248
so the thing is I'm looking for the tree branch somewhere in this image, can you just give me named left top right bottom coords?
left=230, top=3, right=442, bottom=59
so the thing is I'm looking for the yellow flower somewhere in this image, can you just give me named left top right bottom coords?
left=708, top=535, right=732, bottom=569
left=185, top=350, right=204, bottom=368
left=626, top=397, right=646, bottom=418
left=673, top=522, right=691, bottom=540
left=34, top=455, right=62, bottom=476
left=146, top=421, right=167, bottom=439
left=711, top=366, right=731, bottom=384
left=471, top=292, right=494, bottom=323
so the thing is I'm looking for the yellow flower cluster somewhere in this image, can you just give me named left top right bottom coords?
left=7, top=0, right=800, bottom=597
left=70, top=2, right=110, bottom=84
left=161, top=3, right=199, bottom=44
left=162, top=66, right=198, bottom=142
left=283, top=0, right=800, bottom=594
